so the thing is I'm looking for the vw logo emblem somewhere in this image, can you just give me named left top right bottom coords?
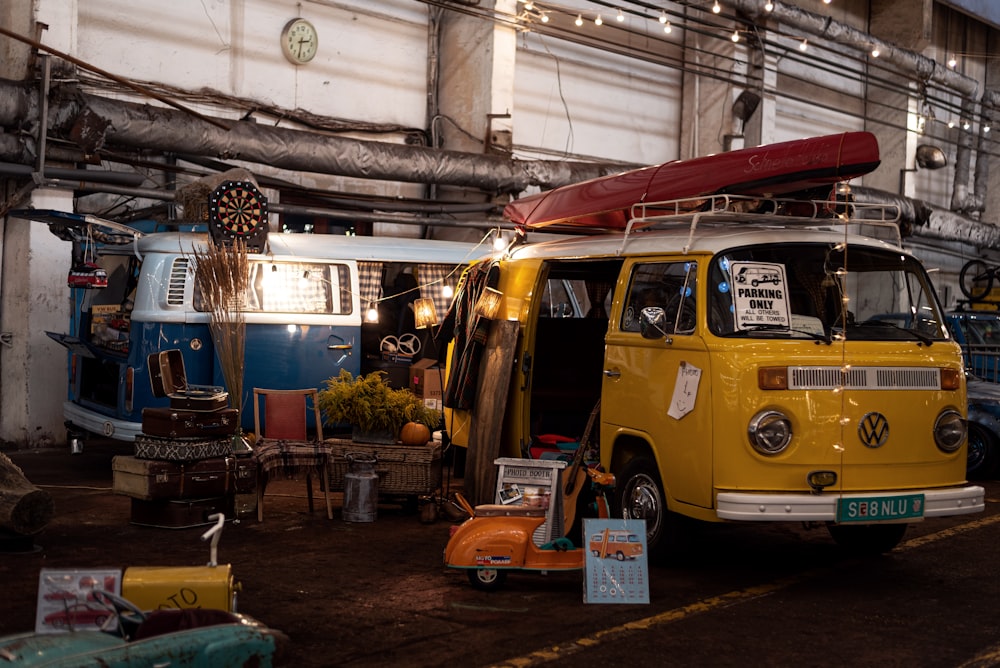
left=858, top=412, right=889, bottom=448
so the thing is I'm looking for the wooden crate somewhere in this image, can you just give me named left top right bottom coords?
left=325, top=438, right=442, bottom=496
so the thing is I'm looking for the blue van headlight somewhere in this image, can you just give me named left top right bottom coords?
left=748, top=410, right=792, bottom=454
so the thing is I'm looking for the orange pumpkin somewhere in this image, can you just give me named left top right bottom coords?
left=400, top=422, right=430, bottom=446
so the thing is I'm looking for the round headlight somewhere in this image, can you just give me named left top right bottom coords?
left=933, top=409, right=966, bottom=453
left=748, top=410, right=792, bottom=455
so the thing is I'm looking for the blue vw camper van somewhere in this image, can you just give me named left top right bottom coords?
left=40, top=212, right=484, bottom=444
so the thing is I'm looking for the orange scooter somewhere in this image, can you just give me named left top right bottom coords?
left=444, top=456, right=615, bottom=592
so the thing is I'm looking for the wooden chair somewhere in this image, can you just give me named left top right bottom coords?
left=252, top=388, right=332, bottom=521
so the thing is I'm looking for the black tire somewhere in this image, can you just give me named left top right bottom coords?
left=966, top=423, right=999, bottom=480
left=960, top=259, right=993, bottom=301
left=827, top=523, right=907, bottom=555
left=614, top=456, right=673, bottom=562
left=467, top=568, right=507, bottom=592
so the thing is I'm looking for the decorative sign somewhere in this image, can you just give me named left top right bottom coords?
left=35, top=568, right=122, bottom=634
left=668, top=361, right=701, bottom=420
left=729, top=261, right=791, bottom=330
left=583, top=518, right=649, bottom=604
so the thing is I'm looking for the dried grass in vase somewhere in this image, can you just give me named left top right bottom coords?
left=192, top=239, right=250, bottom=415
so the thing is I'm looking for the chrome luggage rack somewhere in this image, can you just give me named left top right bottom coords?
left=620, top=193, right=902, bottom=254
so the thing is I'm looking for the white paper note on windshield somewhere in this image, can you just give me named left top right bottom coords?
left=668, top=361, right=701, bottom=420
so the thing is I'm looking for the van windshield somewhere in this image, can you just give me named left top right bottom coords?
left=708, top=243, right=947, bottom=342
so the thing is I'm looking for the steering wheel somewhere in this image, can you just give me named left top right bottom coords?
left=91, top=589, right=147, bottom=636
left=396, top=332, right=421, bottom=356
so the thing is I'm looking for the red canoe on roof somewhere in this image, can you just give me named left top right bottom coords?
left=504, top=131, right=880, bottom=231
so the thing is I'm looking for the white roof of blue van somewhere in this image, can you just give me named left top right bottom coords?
left=135, top=232, right=489, bottom=264
left=509, top=223, right=906, bottom=260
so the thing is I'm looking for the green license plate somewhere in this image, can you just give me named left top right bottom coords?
left=836, top=494, right=925, bottom=523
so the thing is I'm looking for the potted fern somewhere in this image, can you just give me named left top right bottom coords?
left=317, top=369, right=440, bottom=444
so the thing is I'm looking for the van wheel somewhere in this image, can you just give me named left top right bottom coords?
left=966, top=423, right=998, bottom=480
left=615, top=456, right=671, bottom=561
left=827, top=523, right=907, bottom=555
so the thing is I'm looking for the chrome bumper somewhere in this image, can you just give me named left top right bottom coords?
left=716, top=486, right=985, bottom=522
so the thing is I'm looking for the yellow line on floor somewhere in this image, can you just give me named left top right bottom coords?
left=490, top=513, right=1000, bottom=668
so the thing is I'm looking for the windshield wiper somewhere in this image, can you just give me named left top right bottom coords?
left=723, top=324, right=831, bottom=344
left=851, top=320, right=934, bottom=346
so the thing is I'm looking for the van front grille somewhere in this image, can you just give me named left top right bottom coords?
left=166, top=258, right=189, bottom=305
left=788, top=366, right=940, bottom=390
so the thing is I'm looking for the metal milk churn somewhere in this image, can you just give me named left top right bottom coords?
left=343, top=452, right=378, bottom=522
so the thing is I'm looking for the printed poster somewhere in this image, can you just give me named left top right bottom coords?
left=729, top=261, right=791, bottom=330
left=583, top=518, right=650, bottom=604
left=35, top=568, right=122, bottom=634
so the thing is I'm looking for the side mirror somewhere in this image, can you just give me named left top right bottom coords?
left=640, top=306, right=669, bottom=340
left=916, top=144, right=947, bottom=170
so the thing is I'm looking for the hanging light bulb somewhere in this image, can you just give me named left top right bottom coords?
left=594, top=14, right=602, bottom=25
left=764, top=0, right=773, bottom=10
left=574, top=14, right=583, bottom=26
left=366, top=301, right=379, bottom=323
left=659, top=10, right=667, bottom=23
left=984, top=124, right=992, bottom=134
left=712, top=0, right=721, bottom=13
left=540, top=12, right=548, bottom=23
left=963, top=120, right=971, bottom=130
left=442, top=284, right=454, bottom=299
left=663, top=21, right=672, bottom=34
left=493, top=232, right=507, bottom=252
left=822, top=0, right=832, bottom=4
left=616, top=8, right=625, bottom=22
left=948, top=55, right=957, bottom=68
left=870, top=46, right=880, bottom=58
left=524, top=1, right=533, bottom=9
left=799, top=38, right=808, bottom=51
left=948, top=119, right=956, bottom=128
left=731, top=29, right=740, bottom=43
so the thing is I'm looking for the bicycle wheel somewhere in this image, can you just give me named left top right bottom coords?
left=960, top=259, right=994, bottom=301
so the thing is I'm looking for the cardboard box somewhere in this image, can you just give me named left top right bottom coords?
left=409, top=358, right=443, bottom=406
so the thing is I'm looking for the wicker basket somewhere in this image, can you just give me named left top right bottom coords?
left=326, top=438, right=442, bottom=496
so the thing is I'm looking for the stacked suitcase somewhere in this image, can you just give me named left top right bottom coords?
left=112, top=350, right=253, bottom=527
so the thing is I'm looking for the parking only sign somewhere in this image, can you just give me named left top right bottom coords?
left=729, top=261, right=791, bottom=330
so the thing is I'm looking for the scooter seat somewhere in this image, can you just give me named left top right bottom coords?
left=474, top=504, right=547, bottom=518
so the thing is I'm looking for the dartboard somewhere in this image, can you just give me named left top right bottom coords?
left=208, top=181, right=269, bottom=251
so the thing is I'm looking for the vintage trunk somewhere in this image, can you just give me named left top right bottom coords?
left=141, top=407, right=239, bottom=438
left=112, top=455, right=233, bottom=500
left=129, top=496, right=235, bottom=529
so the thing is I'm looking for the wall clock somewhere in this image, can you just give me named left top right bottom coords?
left=208, top=181, right=269, bottom=252
left=281, top=18, right=318, bottom=65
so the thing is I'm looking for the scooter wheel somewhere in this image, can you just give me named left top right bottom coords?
left=468, top=568, right=507, bottom=592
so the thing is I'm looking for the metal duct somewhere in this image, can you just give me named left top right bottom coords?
left=0, top=82, right=620, bottom=194
left=853, top=185, right=1000, bottom=249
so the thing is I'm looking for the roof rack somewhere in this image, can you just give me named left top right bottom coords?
left=619, top=194, right=902, bottom=254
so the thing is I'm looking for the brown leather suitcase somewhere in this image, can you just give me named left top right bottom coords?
left=112, top=455, right=233, bottom=500
left=129, top=496, right=235, bottom=529
left=141, top=407, right=239, bottom=438
left=148, top=350, right=229, bottom=412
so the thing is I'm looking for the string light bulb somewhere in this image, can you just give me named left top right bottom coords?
left=540, top=12, right=548, bottom=23
left=659, top=10, right=667, bottom=23
left=365, top=301, right=379, bottom=323
left=948, top=55, right=957, bottom=68
left=663, top=21, right=672, bottom=34
left=764, top=0, right=773, bottom=10
left=799, top=38, right=808, bottom=51
left=870, top=46, right=880, bottom=58
left=442, top=284, right=454, bottom=299
left=963, top=120, right=971, bottom=130
left=616, top=8, right=624, bottom=22
left=713, top=0, right=721, bottom=13
left=731, top=29, right=740, bottom=43
left=984, top=124, right=992, bottom=134
left=524, top=1, right=533, bottom=9
left=595, top=14, right=602, bottom=25
left=575, top=14, right=583, bottom=26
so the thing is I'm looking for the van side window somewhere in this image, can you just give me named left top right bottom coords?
left=194, top=261, right=352, bottom=314
left=621, top=262, right=697, bottom=334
